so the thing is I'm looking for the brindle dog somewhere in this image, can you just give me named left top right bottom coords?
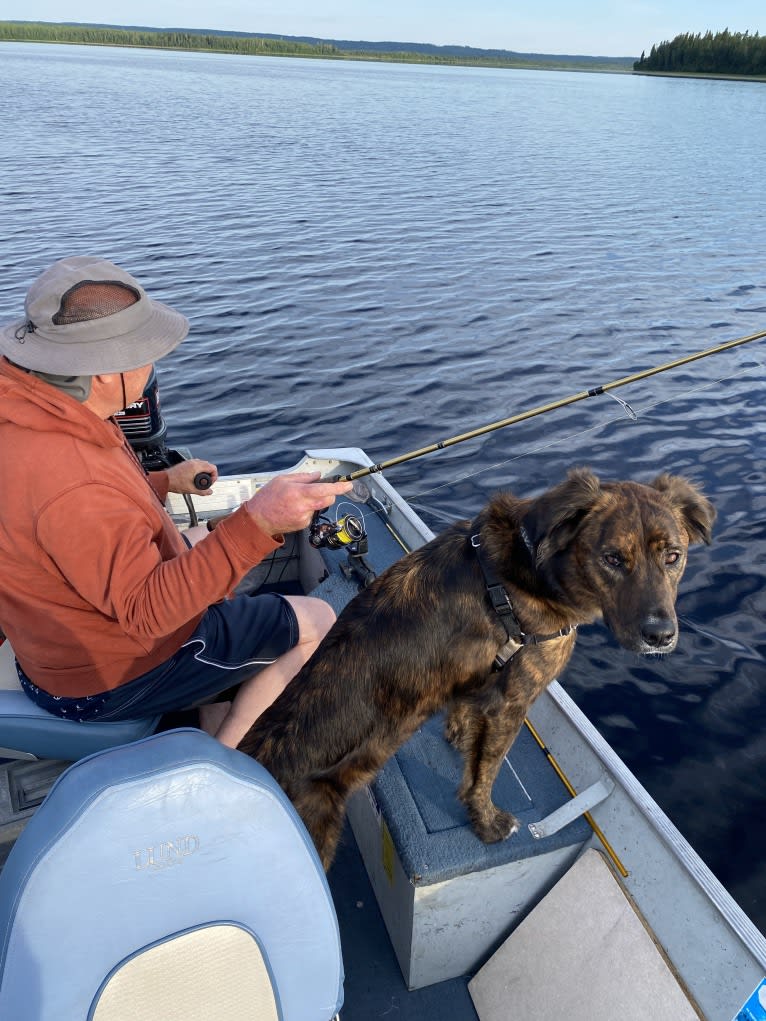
left=239, top=469, right=715, bottom=869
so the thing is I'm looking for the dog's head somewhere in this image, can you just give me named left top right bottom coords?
left=520, top=468, right=715, bottom=655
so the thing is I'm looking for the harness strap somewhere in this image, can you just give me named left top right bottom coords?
left=470, top=532, right=576, bottom=670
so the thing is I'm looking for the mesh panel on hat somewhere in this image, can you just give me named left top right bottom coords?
left=51, top=280, right=141, bottom=325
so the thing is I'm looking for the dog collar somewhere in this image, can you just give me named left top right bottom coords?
left=470, top=532, right=576, bottom=671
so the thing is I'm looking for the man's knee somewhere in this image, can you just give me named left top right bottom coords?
left=284, top=595, right=336, bottom=646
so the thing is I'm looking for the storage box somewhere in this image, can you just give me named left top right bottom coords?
left=347, top=714, right=591, bottom=989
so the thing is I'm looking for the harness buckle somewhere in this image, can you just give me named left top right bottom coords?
left=486, top=582, right=514, bottom=616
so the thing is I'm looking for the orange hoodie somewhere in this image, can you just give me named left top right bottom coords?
left=0, top=358, right=281, bottom=696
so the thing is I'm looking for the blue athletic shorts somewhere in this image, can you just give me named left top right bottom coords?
left=17, top=592, right=299, bottom=723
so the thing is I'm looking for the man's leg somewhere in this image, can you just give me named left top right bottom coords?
left=212, top=595, right=336, bottom=749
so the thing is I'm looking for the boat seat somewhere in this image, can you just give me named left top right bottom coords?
left=0, top=727, right=344, bottom=1020
left=0, top=638, right=159, bottom=761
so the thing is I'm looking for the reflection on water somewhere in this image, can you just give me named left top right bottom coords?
left=0, top=41, right=765, bottom=930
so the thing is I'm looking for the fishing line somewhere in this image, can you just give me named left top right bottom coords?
left=405, top=360, right=760, bottom=513
left=335, top=328, right=766, bottom=484
left=604, top=391, right=637, bottom=420
left=334, top=501, right=367, bottom=529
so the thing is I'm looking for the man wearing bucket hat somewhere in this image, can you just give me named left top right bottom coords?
left=0, top=256, right=352, bottom=749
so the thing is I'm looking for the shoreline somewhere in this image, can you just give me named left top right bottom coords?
left=0, top=28, right=634, bottom=74
left=633, top=68, right=766, bottom=83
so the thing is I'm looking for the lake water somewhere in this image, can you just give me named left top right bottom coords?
left=1, top=42, right=765, bottom=932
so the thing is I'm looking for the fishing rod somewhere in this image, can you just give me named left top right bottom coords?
left=337, top=327, right=766, bottom=483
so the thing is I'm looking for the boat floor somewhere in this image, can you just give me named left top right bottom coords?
left=328, top=820, right=479, bottom=1021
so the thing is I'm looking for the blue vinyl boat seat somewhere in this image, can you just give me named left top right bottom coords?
left=0, top=728, right=344, bottom=1020
left=0, top=638, right=160, bottom=761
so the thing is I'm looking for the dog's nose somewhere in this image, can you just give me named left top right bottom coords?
left=641, top=616, right=677, bottom=650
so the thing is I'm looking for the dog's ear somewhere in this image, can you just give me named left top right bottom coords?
left=523, top=468, right=603, bottom=561
left=650, top=474, right=716, bottom=545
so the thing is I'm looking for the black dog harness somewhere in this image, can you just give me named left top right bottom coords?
left=470, top=532, right=576, bottom=670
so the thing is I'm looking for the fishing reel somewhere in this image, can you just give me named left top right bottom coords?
left=309, top=512, right=366, bottom=550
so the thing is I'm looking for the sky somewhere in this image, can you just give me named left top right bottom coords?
left=3, top=0, right=765, bottom=58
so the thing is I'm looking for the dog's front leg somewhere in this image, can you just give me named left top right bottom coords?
left=455, top=689, right=526, bottom=844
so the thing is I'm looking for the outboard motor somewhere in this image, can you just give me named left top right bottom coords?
left=113, top=368, right=202, bottom=526
left=113, top=367, right=179, bottom=470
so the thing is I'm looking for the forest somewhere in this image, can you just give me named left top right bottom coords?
left=0, top=21, right=633, bottom=73
left=634, top=29, right=766, bottom=76
left=0, top=22, right=338, bottom=57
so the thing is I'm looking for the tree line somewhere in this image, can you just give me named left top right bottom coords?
left=0, top=22, right=337, bottom=56
left=634, top=29, right=766, bottom=76
left=0, top=21, right=633, bottom=72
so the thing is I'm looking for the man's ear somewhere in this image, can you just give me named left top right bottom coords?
left=522, top=468, right=603, bottom=562
left=650, top=474, right=716, bottom=545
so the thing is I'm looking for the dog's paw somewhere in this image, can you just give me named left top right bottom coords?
left=471, top=807, right=521, bottom=844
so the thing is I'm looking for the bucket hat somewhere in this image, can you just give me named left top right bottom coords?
left=0, top=256, right=189, bottom=374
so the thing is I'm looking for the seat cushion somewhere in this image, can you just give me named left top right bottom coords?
left=91, top=923, right=280, bottom=1021
left=0, top=640, right=159, bottom=760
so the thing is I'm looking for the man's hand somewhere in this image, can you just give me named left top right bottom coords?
left=244, top=472, right=354, bottom=536
left=164, top=459, right=218, bottom=495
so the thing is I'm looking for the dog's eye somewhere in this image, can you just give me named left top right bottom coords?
left=664, top=550, right=682, bottom=566
left=603, top=552, right=622, bottom=569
